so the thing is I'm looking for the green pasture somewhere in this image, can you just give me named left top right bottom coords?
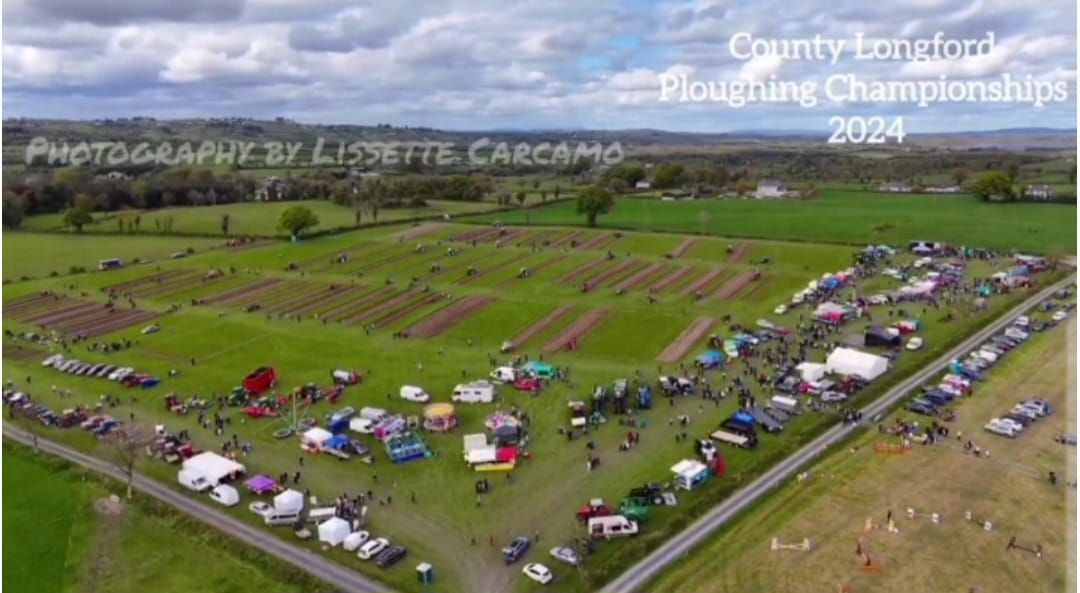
left=469, top=189, right=1077, bottom=254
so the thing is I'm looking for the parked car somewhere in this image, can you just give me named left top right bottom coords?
left=819, top=390, right=847, bottom=403
left=549, top=546, right=579, bottom=566
left=985, top=418, right=1020, bottom=438
left=906, top=401, right=938, bottom=416
left=1021, top=399, right=1054, bottom=416
left=905, top=337, right=924, bottom=351
left=209, top=484, right=240, bottom=506
left=375, top=546, right=407, bottom=568
left=357, top=538, right=390, bottom=560
left=503, top=536, right=531, bottom=564
left=522, top=562, right=554, bottom=585
left=773, top=304, right=788, bottom=315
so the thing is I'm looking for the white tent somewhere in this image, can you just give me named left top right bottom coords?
left=464, top=445, right=497, bottom=465
left=181, top=452, right=245, bottom=486
left=318, top=517, right=351, bottom=546
left=796, top=362, right=827, bottom=382
left=826, top=347, right=888, bottom=381
left=462, top=433, right=488, bottom=452
left=274, top=489, right=305, bottom=513
left=301, top=427, right=334, bottom=447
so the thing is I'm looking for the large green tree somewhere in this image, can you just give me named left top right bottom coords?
left=576, top=185, right=614, bottom=227
left=276, top=205, right=320, bottom=239
left=968, top=171, right=1015, bottom=202
left=62, top=207, right=93, bottom=232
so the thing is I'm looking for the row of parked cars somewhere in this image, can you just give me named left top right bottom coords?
left=3, top=390, right=120, bottom=436
left=985, top=398, right=1055, bottom=438
left=42, top=354, right=160, bottom=388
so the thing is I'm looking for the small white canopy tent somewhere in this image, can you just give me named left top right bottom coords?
left=318, top=517, right=351, bottom=546
left=796, top=362, right=827, bottom=382
left=301, top=427, right=334, bottom=448
left=826, top=347, right=888, bottom=381
left=464, top=445, right=498, bottom=465
left=274, top=489, right=305, bottom=513
left=462, top=433, right=488, bottom=452
left=181, top=452, right=245, bottom=486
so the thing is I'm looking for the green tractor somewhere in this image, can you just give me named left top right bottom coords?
left=618, top=497, right=652, bottom=523
left=227, top=386, right=249, bottom=407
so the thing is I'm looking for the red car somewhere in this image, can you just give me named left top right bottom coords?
left=245, top=405, right=278, bottom=418
left=576, top=499, right=612, bottom=522
left=514, top=377, right=542, bottom=391
left=243, top=366, right=277, bottom=395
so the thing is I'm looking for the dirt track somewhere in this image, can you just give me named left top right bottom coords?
left=617, top=262, right=666, bottom=292
left=584, top=259, right=641, bottom=291
left=508, top=304, right=573, bottom=350
left=656, top=317, right=715, bottom=363
left=713, top=270, right=758, bottom=300
left=680, top=269, right=727, bottom=296
left=669, top=238, right=697, bottom=258
left=543, top=309, right=610, bottom=354
left=405, top=296, right=493, bottom=337
left=651, top=267, right=694, bottom=293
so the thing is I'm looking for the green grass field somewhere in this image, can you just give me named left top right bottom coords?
left=471, top=189, right=1077, bottom=254
left=2, top=445, right=320, bottom=593
left=649, top=318, right=1075, bottom=593
left=2, top=233, right=225, bottom=282
left=22, top=200, right=500, bottom=237
left=2, top=219, right=1066, bottom=593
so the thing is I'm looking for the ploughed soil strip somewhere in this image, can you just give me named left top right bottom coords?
left=616, top=262, right=667, bottom=292
left=559, top=259, right=607, bottom=284
left=105, top=270, right=192, bottom=294
left=393, top=222, right=444, bottom=241
left=48, top=306, right=126, bottom=331
left=135, top=272, right=225, bottom=299
left=451, top=227, right=493, bottom=243
left=322, top=286, right=398, bottom=322
left=507, top=304, right=573, bottom=350
left=549, top=230, right=582, bottom=248
left=66, top=310, right=159, bottom=339
left=650, top=266, right=695, bottom=293
left=713, top=270, right=759, bottom=300
left=128, top=271, right=201, bottom=297
left=509, top=229, right=542, bottom=246
left=454, top=253, right=521, bottom=285
left=287, top=285, right=363, bottom=317
left=743, top=274, right=774, bottom=299
left=373, top=293, right=449, bottom=328
left=346, top=290, right=430, bottom=326
left=493, top=253, right=560, bottom=288
left=583, top=259, right=642, bottom=292
left=668, top=238, right=698, bottom=259
left=356, top=249, right=419, bottom=275
left=578, top=232, right=618, bottom=251
left=727, top=243, right=752, bottom=263
left=680, top=268, right=727, bottom=296
left=543, top=309, right=611, bottom=354
left=228, top=240, right=275, bottom=252
left=200, top=278, right=284, bottom=306
left=265, top=283, right=340, bottom=315
left=23, top=301, right=103, bottom=326
left=310, top=243, right=396, bottom=274
left=404, top=295, right=493, bottom=338
left=5, top=292, right=73, bottom=317
left=656, top=317, right=716, bottom=363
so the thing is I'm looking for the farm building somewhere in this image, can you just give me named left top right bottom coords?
left=826, top=347, right=888, bottom=381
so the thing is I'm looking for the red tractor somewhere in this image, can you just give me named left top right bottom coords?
left=575, top=498, right=613, bottom=522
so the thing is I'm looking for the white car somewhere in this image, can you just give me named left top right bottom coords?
left=522, top=562, right=554, bottom=584
left=905, top=337, right=924, bottom=351
left=773, top=304, right=788, bottom=315
left=248, top=501, right=273, bottom=517
left=349, top=417, right=375, bottom=434
left=549, top=546, right=579, bottom=566
left=358, top=537, right=390, bottom=560
left=985, top=418, right=1019, bottom=438
left=109, top=367, right=134, bottom=381
left=209, top=484, right=239, bottom=507
left=343, top=530, right=371, bottom=552
left=997, top=417, right=1025, bottom=432
left=399, top=385, right=431, bottom=403
left=1013, top=315, right=1031, bottom=328
left=1052, top=311, right=1068, bottom=322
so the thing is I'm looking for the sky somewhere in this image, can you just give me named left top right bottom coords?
left=2, top=0, right=1076, bottom=133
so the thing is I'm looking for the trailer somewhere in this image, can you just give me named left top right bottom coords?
left=710, top=428, right=758, bottom=449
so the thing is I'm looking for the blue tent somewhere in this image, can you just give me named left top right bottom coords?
left=522, top=361, right=555, bottom=377
left=324, top=435, right=350, bottom=450
left=695, top=350, right=724, bottom=368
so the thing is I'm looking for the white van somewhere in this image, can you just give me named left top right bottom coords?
left=359, top=407, right=389, bottom=422
left=399, top=385, right=431, bottom=403
left=452, top=381, right=496, bottom=403
left=178, top=469, right=211, bottom=492
left=587, top=515, right=639, bottom=539
left=209, top=484, right=240, bottom=506
left=489, top=366, right=517, bottom=383
left=263, top=509, right=303, bottom=527
left=770, top=395, right=802, bottom=414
